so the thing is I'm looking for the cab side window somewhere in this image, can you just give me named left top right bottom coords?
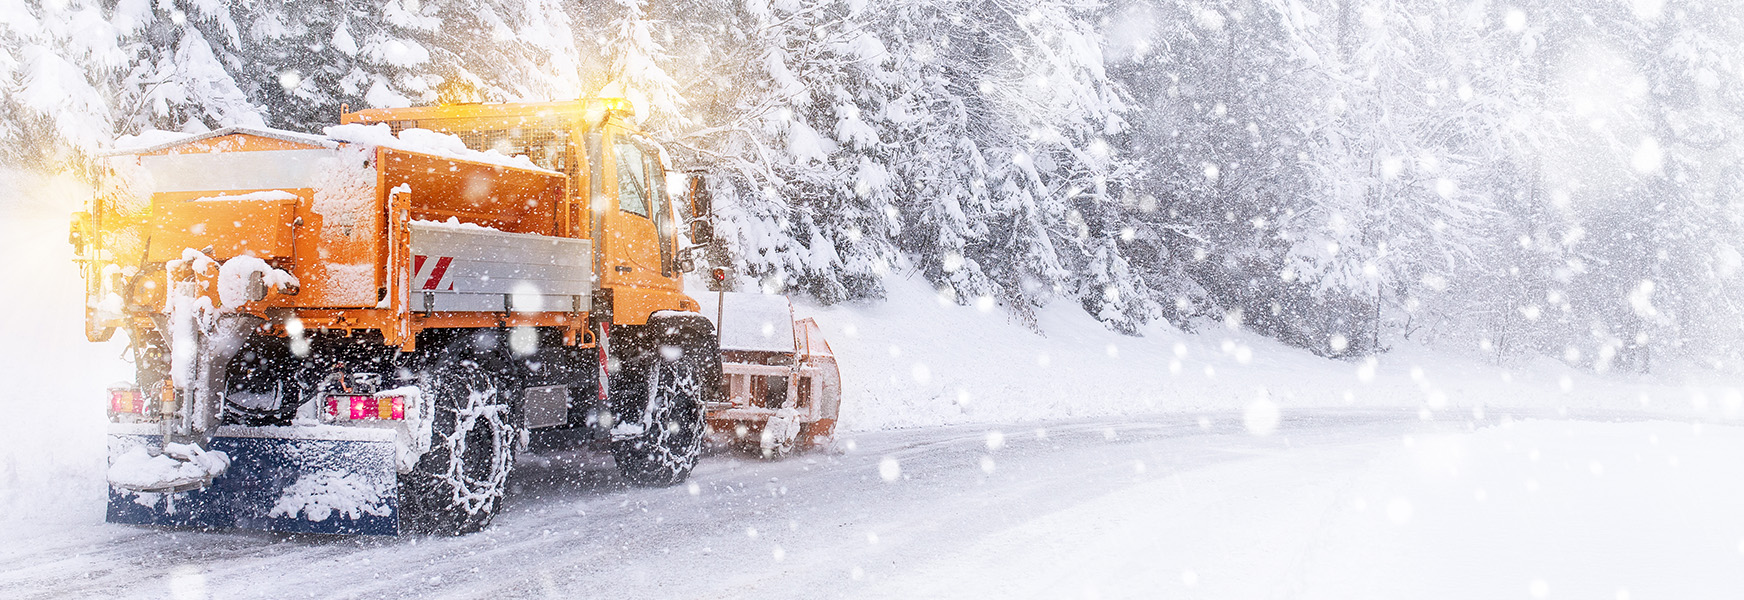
left=614, top=142, right=649, bottom=217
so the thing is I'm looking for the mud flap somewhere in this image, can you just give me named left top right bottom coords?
left=107, top=424, right=401, bottom=535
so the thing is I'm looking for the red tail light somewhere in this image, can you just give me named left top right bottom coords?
left=324, top=395, right=406, bottom=421
left=109, top=388, right=147, bottom=414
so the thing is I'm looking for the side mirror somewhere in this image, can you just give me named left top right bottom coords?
left=685, top=172, right=714, bottom=244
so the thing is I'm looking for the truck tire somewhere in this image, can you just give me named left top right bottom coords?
left=609, top=315, right=719, bottom=486
left=400, top=337, right=519, bottom=535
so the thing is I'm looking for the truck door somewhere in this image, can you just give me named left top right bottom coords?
left=600, top=129, right=676, bottom=293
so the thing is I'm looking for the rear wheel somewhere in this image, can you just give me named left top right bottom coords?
left=609, top=316, right=719, bottom=486
left=400, top=337, right=519, bottom=535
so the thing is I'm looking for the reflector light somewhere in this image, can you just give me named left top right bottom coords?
left=109, top=388, right=146, bottom=414
left=325, top=395, right=406, bottom=421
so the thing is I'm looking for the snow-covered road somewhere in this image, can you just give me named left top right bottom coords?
left=5, top=409, right=1741, bottom=600
left=4, top=192, right=1741, bottom=599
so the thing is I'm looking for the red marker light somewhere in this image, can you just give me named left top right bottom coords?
left=324, top=395, right=406, bottom=421
left=712, top=267, right=728, bottom=281
left=109, top=388, right=146, bottom=414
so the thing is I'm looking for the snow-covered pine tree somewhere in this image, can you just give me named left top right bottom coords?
left=598, top=0, right=685, bottom=128
left=654, top=0, right=897, bottom=304
left=993, top=0, right=1147, bottom=331
left=242, top=0, right=581, bottom=132
left=1523, top=0, right=1744, bottom=373
left=0, top=0, right=124, bottom=168
left=1113, top=0, right=1331, bottom=341
left=420, top=0, right=584, bottom=104
left=112, top=0, right=263, bottom=135
left=1280, top=0, right=1535, bottom=355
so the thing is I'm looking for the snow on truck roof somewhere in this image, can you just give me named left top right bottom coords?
left=694, top=292, right=798, bottom=353
left=107, top=127, right=338, bottom=155
left=105, top=124, right=556, bottom=175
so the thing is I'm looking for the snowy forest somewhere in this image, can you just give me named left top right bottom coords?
left=4, top=0, right=1741, bottom=373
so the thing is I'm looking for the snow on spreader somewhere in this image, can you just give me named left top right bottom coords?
left=72, top=99, right=761, bottom=535
left=698, top=292, right=842, bottom=456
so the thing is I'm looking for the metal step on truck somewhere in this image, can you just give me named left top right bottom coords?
left=69, top=98, right=826, bottom=535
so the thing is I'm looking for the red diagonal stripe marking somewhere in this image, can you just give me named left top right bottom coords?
left=423, top=256, right=453, bottom=291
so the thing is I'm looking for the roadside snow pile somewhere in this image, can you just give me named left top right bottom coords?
left=268, top=470, right=391, bottom=522
left=324, top=123, right=555, bottom=173
left=106, top=443, right=229, bottom=491
left=794, top=275, right=1744, bottom=432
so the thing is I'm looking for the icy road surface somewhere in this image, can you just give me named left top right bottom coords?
left=3, top=410, right=1742, bottom=599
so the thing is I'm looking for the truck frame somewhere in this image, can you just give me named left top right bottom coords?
left=73, top=99, right=725, bottom=535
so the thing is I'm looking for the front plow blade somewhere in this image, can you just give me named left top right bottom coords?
left=106, top=424, right=401, bottom=535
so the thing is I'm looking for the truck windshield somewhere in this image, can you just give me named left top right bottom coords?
left=615, top=142, right=649, bottom=217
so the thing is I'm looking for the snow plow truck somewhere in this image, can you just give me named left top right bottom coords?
left=69, top=98, right=836, bottom=535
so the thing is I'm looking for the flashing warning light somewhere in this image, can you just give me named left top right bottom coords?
left=325, top=395, right=406, bottom=421
left=109, top=388, right=147, bottom=414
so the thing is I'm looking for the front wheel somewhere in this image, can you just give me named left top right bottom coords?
left=609, top=316, right=719, bottom=486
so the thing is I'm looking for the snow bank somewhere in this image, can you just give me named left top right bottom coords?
left=792, top=274, right=1744, bottom=433
left=1289, top=418, right=1744, bottom=598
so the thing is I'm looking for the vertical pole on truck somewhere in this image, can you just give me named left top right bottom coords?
left=596, top=321, right=611, bottom=406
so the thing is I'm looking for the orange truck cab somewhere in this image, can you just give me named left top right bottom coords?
left=73, top=99, right=722, bottom=535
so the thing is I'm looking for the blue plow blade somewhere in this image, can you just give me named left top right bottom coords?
left=106, top=424, right=402, bottom=535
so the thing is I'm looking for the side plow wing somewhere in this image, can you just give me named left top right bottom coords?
left=107, top=424, right=401, bottom=535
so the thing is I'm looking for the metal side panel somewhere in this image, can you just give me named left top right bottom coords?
left=407, top=223, right=592, bottom=308
left=410, top=293, right=586, bottom=313
left=106, top=426, right=400, bottom=536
